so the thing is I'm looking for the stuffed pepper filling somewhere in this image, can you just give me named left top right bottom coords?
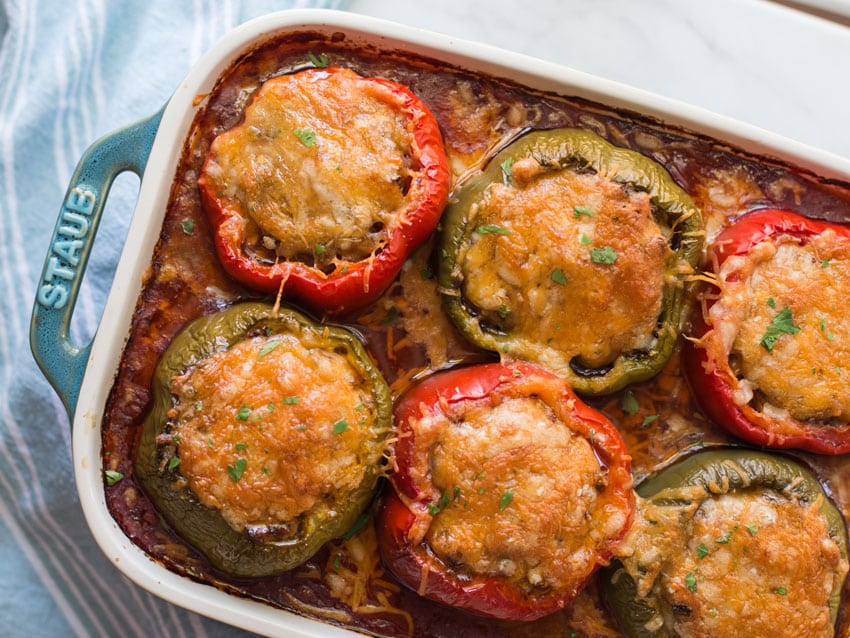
left=439, top=128, right=702, bottom=395
left=608, top=450, right=848, bottom=638
left=417, top=394, right=620, bottom=593
left=168, top=331, right=379, bottom=537
left=136, top=303, right=392, bottom=577
left=459, top=161, right=670, bottom=369
left=202, top=67, right=417, bottom=267
left=705, top=231, right=850, bottom=423
left=379, top=362, right=634, bottom=621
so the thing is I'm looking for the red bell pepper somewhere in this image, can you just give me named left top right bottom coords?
left=683, top=208, right=850, bottom=454
left=198, top=67, right=450, bottom=315
left=377, top=361, right=634, bottom=621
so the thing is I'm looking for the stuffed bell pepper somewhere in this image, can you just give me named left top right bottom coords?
left=198, top=67, right=450, bottom=315
left=605, top=448, right=849, bottom=637
left=684, top=208, right=850, bottom=454
left=438, top=128, right=702, bottom=395
left=377, top=361, right=634, bottom=621
left=135, top=302, right=392, bottom=577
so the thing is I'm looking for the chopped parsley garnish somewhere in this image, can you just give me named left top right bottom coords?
left=500, top=157, right=514, bottom=182
left=820, top=317, right=835, bottom=341
left=477, top=224, right=513, bottom=235
left=207, top=438, right=214, bottom=448
left=716, top=531, right=733, bottom=544
left=167, top=456, right=181, bottom=471
left=427, top=502, right=441, bottom=515
left=420, top=266, right=433, bottom=280
left=293, top=128, right=317, bottom=146
left=227, top=458, right=248, bottom=483
left=194, top=400, right=203, bottom=411
left=766, top=297, right=776, bottom=309
left=760, top=306, right=801, bottom=352
left=499, top=488, right=515, bottom=511
left=257, top=341, right=281, bottom=359
left=550, top=268, right=567, bottom=286
left=283, top=396, right=299, bottom=404
left=307, top=52, right=329, bottom=68
left=261, top=466, right=271, bottom=475
left=685, top=571, right=698, bottom=593
left=296, top=424, right=308, bottom=431
left=580, top=233, right=591, bottom=245
left=641, top=414, right=660, bottom=427
left=380, top=306, right=400, bottom=326
left=573, top=205, right=594, bottom=218
left=697, top=543, right=709, bottom=559
left=104, top=470, right=124, bottom=486
left=591, top=246, right=617, bottom=265
left=822, top=259, right=831, bottom=268
left=745, top=524, right=758, bottom=536
left=180, top=218, right=195, bottom=235
left=333, top=419, right=349, bottom=435
left=236, top=405, right=251, bottom=420
left=776, top=586, right=788, bottom=595
left=621, top=390, right=640, bottom=415
left=235, top=443, right=248, bottom=451
left=341, top=512, right=370, bottom=540
left=498, top=304, right=510, bottom=319
left=315, top=243, right=325, bottom=255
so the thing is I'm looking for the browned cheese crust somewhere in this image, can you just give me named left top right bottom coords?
left=706, top=231, right=850, bottom=423
left=459, top=159, right=671, bottom=368
left=620, top=487, right=848, bottom=637
left=405, top=391, right=626, bottom=596
left=201, top=68, right=415, bottom=267
left=169, top=332, right=379, bottom=533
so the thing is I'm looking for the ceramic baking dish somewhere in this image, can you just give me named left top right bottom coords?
left=29, top=8, right=850, bottom=637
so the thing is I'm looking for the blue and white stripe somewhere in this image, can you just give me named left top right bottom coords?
left=0, top=1, right=345, bottom=636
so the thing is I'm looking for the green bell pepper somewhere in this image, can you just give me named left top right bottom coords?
left=135, top=302, right=392, bottom=578
left=438, top=128, right=702, bottom=395
left=605, top=448, right=849, bottom=637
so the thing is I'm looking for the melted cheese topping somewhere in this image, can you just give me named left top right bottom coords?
left=202, top=68, right=414, bottom=265
left=706, top=231, right=850, bottom=421
left=459, top=161, right=671, bottom=368
left=408, top=393, right=625, bottom=596
left=622, top=488, right=847, bottom=638
left=170, top=333, right=380, bottom=535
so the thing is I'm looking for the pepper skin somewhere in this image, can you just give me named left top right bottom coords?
left=683, top=208, right=850, bottom=454
left=377, top=361, right=634, bottom=621
left=198, top=67, right=450, bottom=316
left=135, top=302, right=392, bottom=577
left=438, top=128, right=702, bottom=395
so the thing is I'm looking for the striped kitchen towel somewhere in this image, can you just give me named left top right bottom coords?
left=0, top=1, right=347, bottom=636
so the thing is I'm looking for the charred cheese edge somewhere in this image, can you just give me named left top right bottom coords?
left=704, top=230, right=850, bottom=423
left=201, top=68, right=416, bottom=268
left=169, top=331, right=384, bottom=537
left=618, top=485, right=848, bottom=637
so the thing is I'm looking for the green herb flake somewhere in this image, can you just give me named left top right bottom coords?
left=591, top=246, right=617, bottom=265
left=227, top=458, right=248, bottom=483
left=296, top=424, right=308, bottom=431
left=283, top=396, right=299, bottom=405
left=341, top=512, right=370, bottom=540
left=167, top=456, right=181, bottom=471
left=621, top=390, right=640, bottom=415
left=776, top=586, right=788, bottom=595
left=498, top=304, right=511, bottom=320
left=760, top=306, right=801, bottom=352
left=171, top=434, right=181, bottom=444
left=499, top=488, right=515, bottom=511
left=822, top=260, right=831, bottom=268
left=477, top=224, right=513, bottom=235
left=332, top=554, right=342, bottom=570
left=236, top=405, right=251, bottom=420
left=641, top=414, right=660, bottom=427
left=767, top=297, right=776, bottom=309
left=573, top=205, right=594, bottom=218
left=235, top=443, right=248, bottom=451
left=293, top=128, right=317, bottom=146
left=550, top=268, right=567, bottom=286
left=380, top=306, right=400, bottom=326
left=453, top=486, right=462, bottom=499
left=180, top=218, right=195, bottom=235
left=697, top=543, right=709, bottom=560
left=207, top=438, right=214, bottom=448
left=333, top=419, right=349, bottom=435
left=194, top=400, right=203, bottom=411
left=420, top=266, right=433, bottom=280
left=439, top=492, right=451, bottom=510
left=427, top=502, right=441, bottom=516
left=589, top=429, right=596, bottom=442
left=257, top=341, right=281, bottom=359
left=104, top=470, right=124, bottom=486
left=685, top=571, right=698, bottom=593
left=580, top=233, right=591, bottom=245
left=500, top=157, right=514, bottom=182
left=315, top=244, right=326, bottom=256
left=307, top=52, right=329, bottom=68
left=745, top=524, right=758, bottom=536
left=355, top=404, right=366, bottom=411
left=716, top=531, right=733, bottom=544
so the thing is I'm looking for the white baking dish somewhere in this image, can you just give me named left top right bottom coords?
left=30, top=8, right=850, bottom=637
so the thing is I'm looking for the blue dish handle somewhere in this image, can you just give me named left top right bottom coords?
left=30, top=107, right=164, bottom=421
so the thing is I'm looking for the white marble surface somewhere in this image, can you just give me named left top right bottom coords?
left=347, top=0, right=850, bottom=161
